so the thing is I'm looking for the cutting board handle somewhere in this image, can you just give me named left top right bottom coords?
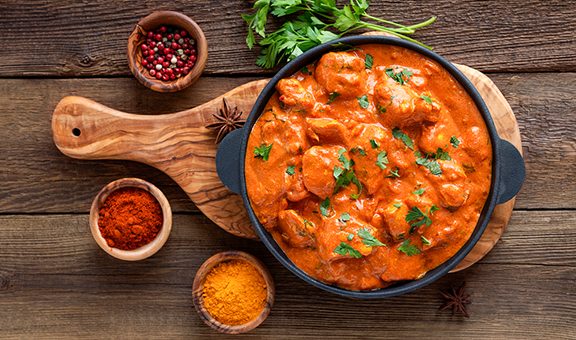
left=216, top=128, right=244, bottom=194
left=52, top=96, right=205, bottom=165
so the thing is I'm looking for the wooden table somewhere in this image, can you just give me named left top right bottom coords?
left=1, top=1, right=574, bottom=338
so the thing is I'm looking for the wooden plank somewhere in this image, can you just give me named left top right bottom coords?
left=0, top=0, right=574, bottom=76
left=1, top=73, right=574, bottom=213
left=0, top=211, right=573, bottom=338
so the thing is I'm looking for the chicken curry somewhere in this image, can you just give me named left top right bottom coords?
left=245, top=45, right=492, bottom=290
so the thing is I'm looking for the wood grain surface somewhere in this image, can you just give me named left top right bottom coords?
left=0, top=0, right=575, bottom=338
left=0, top=212, right=573, bottom=338
left=0, top=1, right=574, bottom=76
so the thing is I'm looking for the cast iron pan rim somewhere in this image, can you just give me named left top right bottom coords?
left=240, top=35, right=501, bottom=298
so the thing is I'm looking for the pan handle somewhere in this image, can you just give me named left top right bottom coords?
left=495, top=139, right=525, bottom=204
left=216, top=129, right=244, bottom=194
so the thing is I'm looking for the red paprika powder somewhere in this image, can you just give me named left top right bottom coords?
left=98, top=187, right=163, bottom=250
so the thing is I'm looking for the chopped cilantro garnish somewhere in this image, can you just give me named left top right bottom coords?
left=393, top=202, right=402, bottom=209
left=358, top=95, right=369, bottom=109
left=376, top=151, right=389, bottom=170
left=421, top=235, right=431, bottom=246
left=351, top=146, right=366, bottom=156
left=254, top=143, right=273, bottom=161
left=450, top=136, right=460, bottom=148
left=398, top=239, right=421, bottom=256
left=370, top=139, right=380, bottom=149
left=286, top=165, right=295, bottom=175
left=327, top=92, right=340, bottom=104
left=358, top=228, right=386, bottom=247
left=413, top=188, right=425, bottom=195
left=406, top=205, right=439, bottom=233
left=386, top=68, right=413, bottom=85
left=365, top=54, right=374, bottom=69
left=415, top=151, right=442, bottom=175
left=340, top=212, right=351, bottom=223
left=334, top=242, right=362, bottom=258
left=420, top=94, right=433, bottom=104
left=320, top=197, right=331, bottom=217
left=392, top=128, right=414, bottom=150
left=387, top=167, right=400, bottom=178
left=347, top=233, right=354, bottom=241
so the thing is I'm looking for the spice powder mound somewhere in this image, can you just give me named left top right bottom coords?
left=98, top=187, right=163, bottom=250
left=202, top=260, right=267, bottom=326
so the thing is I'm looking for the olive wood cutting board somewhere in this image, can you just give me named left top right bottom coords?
left=52, top=64, right=521, bottom=274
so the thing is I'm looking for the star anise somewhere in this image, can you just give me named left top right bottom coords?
left=439, top=282, right=472, bottom=318
left=206, top=98, right=246, bottom=144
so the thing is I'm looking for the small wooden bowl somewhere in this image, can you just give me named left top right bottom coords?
left=90, top=178, right=173, bottom=261
left=192, top=251, right=275, bottom=334
left=127, top=11, right=208, bottom=93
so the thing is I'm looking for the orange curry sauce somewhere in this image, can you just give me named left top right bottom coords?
left=245, top=45, right=492, bottom=290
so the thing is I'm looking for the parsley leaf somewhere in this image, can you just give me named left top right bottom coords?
left=376, top=151, right=388, bottom=170
left=350, top=146, right=366, bottom=156
left=358, top=95, right=369, bottom=109
left=338, top=148, right=353, bottom=170
left=340, top=212, right=351, bottom=223
left=406, top=205, right=439, bottom=233
left=415, top=151, right=442, bottom=175
left=365, top=53, right=374, bottom=69
left=286, top=165, right=296, bottom=175
left=435, top=148, right=451, bottom=161
left=320, top=197, right=331, bottom=217
left=450, top=136, right=460, bottom=148
left=377, top=104, right=387, bottom=114
left=334, top=242, right=362, bottom=258
left=387, top=167, right=400, bottom=178
left=392, top=128, right=414, bottom=150
left=398, top=239, right=421, bottom=256
left=420, top=94, right=433, bottom=104
left=370, top=139, right=380, bottom=149
left=413, top=188, right=425, bottom=195
left=333, top=150, right=362, bottom=196
left=327, top=92, right=340, bottom=104
left=386, top=68, right=413, bottom=85
left=241, top=0, right=271, bottom=49
left=421, top=235, right=431, bottom=246
left=358, top=228, right=386, bottom=247
left=254, top=143, right=273, bottom=161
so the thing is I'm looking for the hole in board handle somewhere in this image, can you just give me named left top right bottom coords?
left=72, top=128, right=81, bottom=137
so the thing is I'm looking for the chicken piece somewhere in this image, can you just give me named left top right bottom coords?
left=284, top=163, right=310, bottom=202
left=305, top=118, right=349, bottom=145
left=276, top=78, right=314, bottom=111
left=315, top=52, right=367, bottom=98
left=463, top=126, right=491, bottom=161
left=379, top=200, right=410, bottom=240
left=347, top=124, right=390, bottom=195
left=374, top=77, right=441, bottom=128
left=437, top=183, right=469, bottom=211
left=379, top=244, right=427, bottom=282
left=277, top=210, right=315, bottom=248
left=301, top=146, right=344, bottom=198
left=316, top=216, right=378, bottom=263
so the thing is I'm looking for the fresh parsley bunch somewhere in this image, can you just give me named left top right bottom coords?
left=242, top=0, right=436, bottom=69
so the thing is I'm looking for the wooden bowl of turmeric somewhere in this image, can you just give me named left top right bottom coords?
left=89, top=178, right=173, bottom=261
left=192, top=251, right=275, bottom=334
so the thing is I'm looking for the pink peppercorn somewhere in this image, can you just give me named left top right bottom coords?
left=139, top=25, right=198, bottom=82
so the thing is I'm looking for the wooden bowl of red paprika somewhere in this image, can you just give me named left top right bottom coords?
left=90, top=178, right=173, bottom=261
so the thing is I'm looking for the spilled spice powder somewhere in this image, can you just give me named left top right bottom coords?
left=98, top=187, right=163, bottom=250
left=202, top=260, right=267, bottom=325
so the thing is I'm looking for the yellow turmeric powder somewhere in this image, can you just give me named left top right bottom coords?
left=202, top=259, right=267, bottom=325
